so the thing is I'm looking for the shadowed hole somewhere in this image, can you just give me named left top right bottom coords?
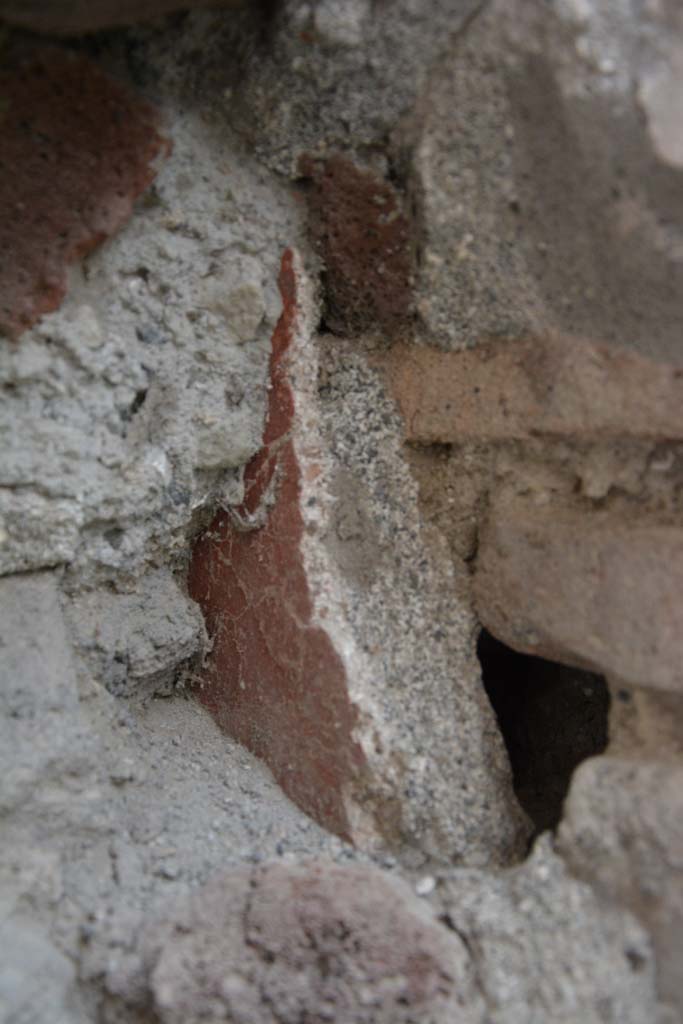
left=477, top=629, right=609, bottom=835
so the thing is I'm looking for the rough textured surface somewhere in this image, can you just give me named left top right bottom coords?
left=65, top=569, right=206, bottom=698
left=474, top=506, right=683, bottom=693
left=0, top=571, right=358, bottom=1023
left=0, top=572, right=91, bottom=817
left=300, top=154, right=413, bottom=335
left=143, top=845, right=670, bottom=1024
left=1, top=0, right=683, bottom=1020
left=384, top=335, right=683, bottom=445
left=434, top=836, right=664, bottom=1024
left=0, top=47, right=168, bottom=339
left=0, top=53, right=297, bottom=583
left=413, top=0, right=683, bottom=358
left=189, top=250, right=528, bottom=865
left=189, top=250, right=367, bottom=843
left=559, top=757, right=683, bottom=1017
left=0, top=920, right=88, bottom=1024
left=146, top=859, right=484, bottom=1024
left=229, top=0, right=484, bottom=176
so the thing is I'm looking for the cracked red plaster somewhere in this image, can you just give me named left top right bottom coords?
left=188, top=250, right=366, bottom=840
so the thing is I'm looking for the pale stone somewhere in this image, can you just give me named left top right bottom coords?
left=559, top=757, right=683, bottom=1015
left=474, top=505, right=683, bottom=694
left=437, top=836, right=663, bottom=1024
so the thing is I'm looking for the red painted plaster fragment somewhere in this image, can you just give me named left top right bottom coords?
left=0, top=48, right=169, bottom=339
left=188, top=250, right=366, bottom=840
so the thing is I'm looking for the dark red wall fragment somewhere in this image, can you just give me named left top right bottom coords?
left=299, top=154, right=413, bottom=336
left=0, top=48, right=168, bottom=339
left=188, top=250, right=366, bottom=840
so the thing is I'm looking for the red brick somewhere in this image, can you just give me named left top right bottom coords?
left=383, top=334, right=683, bottom=443
left=300, top=154, right=413, bottom=336
left=0, top=48, right=168, bottom=339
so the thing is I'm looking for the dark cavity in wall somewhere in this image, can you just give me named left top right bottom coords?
left=477, top=629, right=609, bottom=834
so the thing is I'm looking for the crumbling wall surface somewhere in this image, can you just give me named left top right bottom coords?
left=431, top=836, right=661, bottom=1024
left=143, top=859, right=486, bottom=1024
left=0, top=35, right=293, bottom=586
left=0, top=16, right=366, bottom=1023
left=1, top=0, right=683, bottom=1022
left=0, top=571, right=354, bottom=1024
left=558, top=758, right=683, bottom=1013
left=188, top=249, right=528, bottom=866
left=228, top=0, right=485, bottom=177
left=412, top=0, right=683, bottom=358
left=141, top=846, right=662, bottom=1024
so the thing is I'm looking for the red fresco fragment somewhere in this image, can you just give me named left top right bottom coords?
left=188, top=250, right=366, bottom=841
left=0, top=48, right=169, bottom=339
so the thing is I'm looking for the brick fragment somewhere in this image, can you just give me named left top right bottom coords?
left=300, top=154, right=413, bottom=336
left=0, top=49, right=168, bottom=339
left=147, top=860, right=484, bottom=1024
left=383, top=334, right=683, bottom=444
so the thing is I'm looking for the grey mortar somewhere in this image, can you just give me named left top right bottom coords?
left=0, top=571, right=365, bottom=1022
left=310, top=335, right=529, bottom=865
left=0, top=67, right=302, bottom=585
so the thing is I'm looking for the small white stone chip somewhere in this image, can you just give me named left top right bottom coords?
left=415, top=875, right=436, bottom=897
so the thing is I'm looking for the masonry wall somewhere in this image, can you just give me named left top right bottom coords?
left=1, top=2, right=682, bottom=1022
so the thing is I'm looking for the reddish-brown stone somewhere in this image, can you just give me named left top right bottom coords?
left=188, top=250, right=366, bottom=840
left=148, top=860, right=476, bottom=1024
left=299, top=154, right=413, bottom=336
left=0, top=48, right=168, bottom=339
